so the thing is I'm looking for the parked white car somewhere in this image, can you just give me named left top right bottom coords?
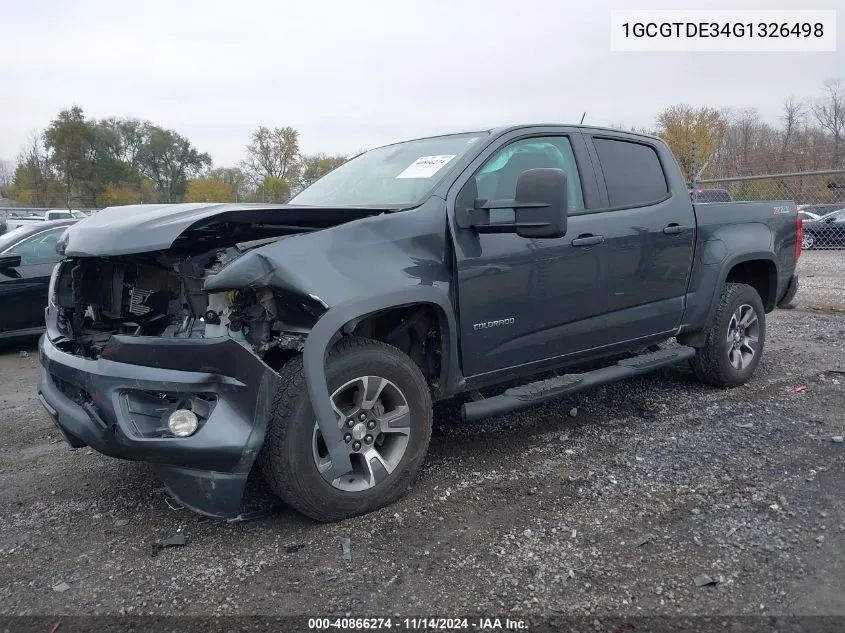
left=5, top=209, right=87, bottom=230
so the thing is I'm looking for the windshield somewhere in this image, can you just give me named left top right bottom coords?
left=290, top=132, right=488, bottom=207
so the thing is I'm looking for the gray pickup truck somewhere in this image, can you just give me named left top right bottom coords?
left=37, top=125, right=802, bottom=521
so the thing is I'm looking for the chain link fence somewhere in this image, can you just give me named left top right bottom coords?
left=697, top=170, right=845, bottom=312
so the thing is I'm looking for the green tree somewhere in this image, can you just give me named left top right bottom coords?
left=9, top=134, right=63, bottom=207
left=655, top=105, right=726, bottom=180
left=185, top=177, right=234, bottom=202
left=260, top=176, right=290, bottom=203
left=100, top=183, right=142, bottom=206
left=138, top=127, right=211, bottom=202
left=299, top=153, right=348, bottom=190
left=208, top=167, right=247, bottom=201
left=44, top=105, right=91, bottom=207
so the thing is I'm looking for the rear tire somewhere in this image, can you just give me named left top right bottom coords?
left=691, top=283, right=766, bottom=388
left=259, top=336, right=432, bottom=522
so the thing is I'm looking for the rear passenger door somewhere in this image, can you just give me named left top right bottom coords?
left=585, top=134, right=696, bottom=342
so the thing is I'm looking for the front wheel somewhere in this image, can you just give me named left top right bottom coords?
left=259, top=337, right=433, bottom=522
left=691, top=283, right=766, bottom=388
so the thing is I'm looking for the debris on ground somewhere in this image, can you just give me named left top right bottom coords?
left=51, top=582, right=70, bottom=593
left=340, top=537, right=352, bottom=562
left=694, top=574, right=719, bottom=587
left=18, top=351, right=28, bottom=358
left=285, top=544, right=302, bottom=554
left=164, top=497, right=184, bottom=512
left=113, top=519, right=130, bottom=528
left=226, top=504, right=284, bottom=524
left=832, top=436, right=844, bottom=443
left=0, top=308, right=843, bottom=615
left=149, top=526, right=191, bottom=558
left=632, top=534, right=652, bottom=547
left=792, top=385, right=808, bottom=393
left=569, top=407, right=578, bottom=418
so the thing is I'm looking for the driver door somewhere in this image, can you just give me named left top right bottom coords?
left=450, top=132, right=612, bottom=377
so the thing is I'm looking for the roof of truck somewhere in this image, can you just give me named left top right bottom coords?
left=493, top=124, right=662, bottom=141
left=370, top=124, right=663, bottom=152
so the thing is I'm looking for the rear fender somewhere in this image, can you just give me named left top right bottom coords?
left=680, top=250, right=777, bottom=347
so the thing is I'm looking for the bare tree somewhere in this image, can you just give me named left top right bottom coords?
left=0, top=158, right=14, bottom=191
left=780, top=97, right=805, bottom=168
left=11, top=131, right=60, bottom=207
left=812, top=78, right=845, bottom=165
left=243, top=126, right=301, bottom=187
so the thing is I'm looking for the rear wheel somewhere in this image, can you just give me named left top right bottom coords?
left=259, top=337, right=432, bottom=522
left=691, top=283, right=766, bottom=388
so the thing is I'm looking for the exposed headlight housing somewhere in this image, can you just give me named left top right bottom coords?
left=47, top=263, right=62, bottom=308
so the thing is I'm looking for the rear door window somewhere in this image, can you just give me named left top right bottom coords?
left=593, top=138, right=668, bottom=208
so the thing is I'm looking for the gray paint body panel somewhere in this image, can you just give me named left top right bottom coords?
left=37, top=124, right=800, bottom=501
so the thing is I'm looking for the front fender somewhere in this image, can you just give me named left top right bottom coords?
left=303, top=288, right=457, bottom=478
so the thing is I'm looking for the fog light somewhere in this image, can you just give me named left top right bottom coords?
left=168, top=409, right=199, bottom=437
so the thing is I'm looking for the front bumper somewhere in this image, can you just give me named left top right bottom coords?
left=37, top=325, right=279, bottom=518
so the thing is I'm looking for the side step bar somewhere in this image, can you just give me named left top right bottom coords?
left=462, top=346, right=696, bottom=421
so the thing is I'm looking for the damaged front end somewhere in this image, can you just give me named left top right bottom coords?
left=37, top=207, right=355, bottom=518
left=49, top=241, right=321, bottom=362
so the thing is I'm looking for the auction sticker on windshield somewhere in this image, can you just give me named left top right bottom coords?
left=396, top=155, right=456, bottom=179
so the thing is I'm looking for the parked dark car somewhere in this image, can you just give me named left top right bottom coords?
left=0, top=220, right=77, bottom=341
left=37, top=125, right=800, bottom=522
left=802, top=208, right=845, bottom=249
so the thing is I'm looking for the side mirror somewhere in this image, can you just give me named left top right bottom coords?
left=463, top=168, right=569, bottom=239
left=0, top=253, right=21, bottom=269
left=513, top=168, right=569, bottom=238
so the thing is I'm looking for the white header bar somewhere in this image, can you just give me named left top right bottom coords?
left=611, top=10, right=837, bottom=52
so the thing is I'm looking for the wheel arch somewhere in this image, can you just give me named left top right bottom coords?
left=679, top=252, right=777, bottom=348
left=302, top=288, right=458, bottom=478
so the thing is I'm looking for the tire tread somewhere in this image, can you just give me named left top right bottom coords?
left=258, top=336, right=431, bottom=522
left=691, top=282, right=765, bottom=388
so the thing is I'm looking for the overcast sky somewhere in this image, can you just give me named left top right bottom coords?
left=1, top=0, right=842, bottom=167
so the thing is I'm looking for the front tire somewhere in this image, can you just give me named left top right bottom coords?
left=691, top=283, right=766, bottom=388
left=259, top=337, right=433, bottom=522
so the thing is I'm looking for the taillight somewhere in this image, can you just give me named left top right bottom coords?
left=795, top=215, right=803, bottom=261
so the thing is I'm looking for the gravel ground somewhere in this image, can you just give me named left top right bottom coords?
left=0, top=308, right=843, bottom=624
left=795, top=250, right=845, bottom=311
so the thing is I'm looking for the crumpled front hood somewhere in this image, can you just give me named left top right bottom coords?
left=58, top=202, right=386, bottom=257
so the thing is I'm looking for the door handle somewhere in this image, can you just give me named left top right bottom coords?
left=663, top=224, right=689, bottom=235
left=571, top=234, right=604, bottom=247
